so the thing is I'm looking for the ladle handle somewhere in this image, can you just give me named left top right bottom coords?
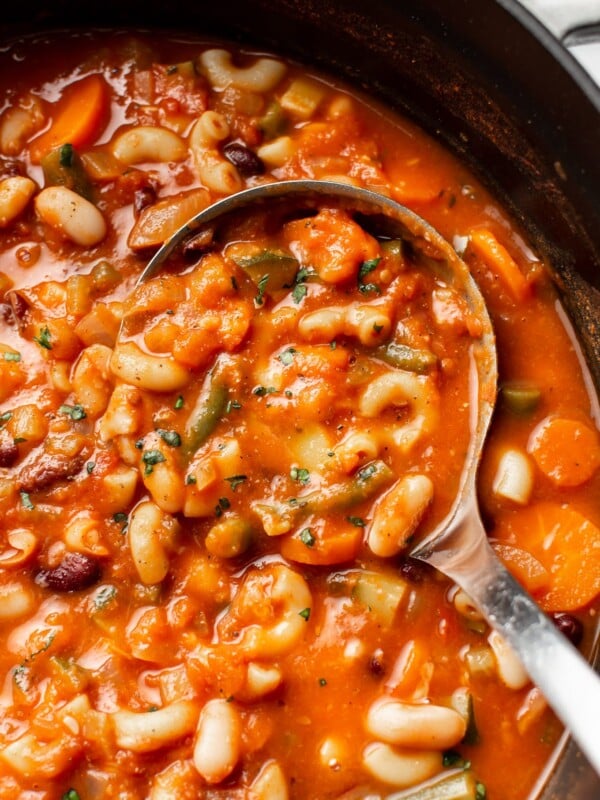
left=437, top=514, right=600, bottom=776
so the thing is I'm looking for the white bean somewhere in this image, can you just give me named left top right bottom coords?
left=488, top=630, right=530, bottom=690
left=251, top=759, right=289, bottom=800
left=0, top=176, right=36, bottom=227
left=112, top=126, right=187, bottom=164
left=365, top=697, right=467, bottom=750
left=367, top=474, right=434, bottom=557
left=113, top=700, right=198, bottom=752
left=35, top=186, right=107, bottom=246
left=193, top=698, right=241, bottom=784
left=128, top=500, right=172, bottom=585
left=362, top=742, right=442, bottom=788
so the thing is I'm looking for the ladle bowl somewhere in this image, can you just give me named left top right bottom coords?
left=134, top=179, right=600, bottom=775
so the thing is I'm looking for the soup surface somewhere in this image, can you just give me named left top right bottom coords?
left=0, top=31, right=598, bottom=800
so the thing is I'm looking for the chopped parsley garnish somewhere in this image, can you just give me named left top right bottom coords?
left=157, top=428, right=181, bottom=447
left=225, top=475, right=247, bottom=491
left=299, top=607, right=311, bottom=621
left=278, top=347, right=297, bottom=366
left=290, top=467, right=310, bottom=484
left=292, top=283, right=308, bottom=304
left=215, top=497, right=231, bottom=517
left=59, top=143, right=74, bottom=167
left=3, top=351, right=21, bottom=362
left=174, top=395, right=184, bottom=410
left=358, top=256, right=381, bottom=295
left=291, top=266, right=313, bottom=304
left=94, top=585, right=117, bottom=610
left=284, top=390, right=293, bottom=398
left=299, top=528, right=315, bottom=547
left=347, top=516, right=366, bottom=527
left=319, top=677, right=327, bottom=686
left=226, top=399, right=242, bottom=413
left=443, top=750, right=470, bottom=768
left=59, top=403, right=87, bottom=421
left=0, top=411, right=12, bottom=426
left=185, top=474, right=197, bottom=485
left=373, top=323, right=384, bottom=333
left=142, top=449, right=166, bottom=475
left=86, top=461, right=96, bottom=474
left=255, top=274, right=269, bottom=306
left=476, top=783, right=487, bottom=800
left=33, top=326, right=52, bottom=350
left=253, top=385, right=277, bottom=397
left=20, top=491, right=34, bottom=511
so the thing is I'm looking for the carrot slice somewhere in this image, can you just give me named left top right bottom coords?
left=29, top=74, right=109, bottom=164
left=528, top=415, right=600, bottom=487
left=494, top=503, right=600, bottom=611
left=491, top=541, right=550, bottom=593
left=280, top=524, right=361, bottom=566
left=469, top=228, right=531, bottom=302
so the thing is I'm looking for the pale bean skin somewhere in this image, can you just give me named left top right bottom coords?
left=113, top=700, right=199, bottom=753
left=193, top=698, right=241, bottom=784
left=199, top=49, right=287, bottom=92
left=365, top=697, right=467, bottom=750
left=128, top=500, right=173, bottom=585
left=367, top=474, right=434, bottom=557
left=112, top=126, right=187, bottom=164
left=251, top=759, right=289, bottom=800
left=362, top=742, right=442, bottom=788
left=35, top=186, right=107, bottom=246
left=0, top=176, right=36, bottom=227
left=488, top=630, right=530, bottom=690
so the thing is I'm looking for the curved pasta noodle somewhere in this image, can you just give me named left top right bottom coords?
left=359, top=369, right=439, bottom=452
left=189, top=111, right=243, bottom=194
left=113, top=700, right=199, bottom=753
left=217, top=564, right=312, bottom=659
left=199, top=49, right=287, bottom=92
left=110, top=341, right=191, bottom=392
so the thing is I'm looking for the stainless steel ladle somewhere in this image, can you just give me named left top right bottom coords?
left=136, top=179, right=600, bottom=774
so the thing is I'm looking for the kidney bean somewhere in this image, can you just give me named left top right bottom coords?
left=222, top=141, right=265, bottom=177
left=133, top=184, right=158, bottom=216
left=398, top=557, right=429, bottom=583
left=36, top=551, right=101, bottom=592
left=0, top=429, right=18, bottom=468
left=18, top=453, right=85, bottom=494
left=551, top=612, right=584, bottom=647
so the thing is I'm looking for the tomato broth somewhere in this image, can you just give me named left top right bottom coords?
left=0, top=30, right=598, bottom=800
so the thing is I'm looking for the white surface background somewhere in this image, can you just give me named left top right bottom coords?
left=517, top=0, right=600, bottom=85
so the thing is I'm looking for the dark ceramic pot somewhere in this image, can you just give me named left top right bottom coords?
left=1, top=1, right=599, bottom=797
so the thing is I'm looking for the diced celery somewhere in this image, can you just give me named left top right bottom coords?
left=385, top=769, right=478, bottom=800
left=500, top=382, right=541, bottom=414
left=327, top=569, right=408, bottom=627
left=381, top=343, right=438, bottom=374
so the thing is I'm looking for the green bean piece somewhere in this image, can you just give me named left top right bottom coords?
left=41, top=144, right=93, bottom=200
left=184, top=375, right=228, bottom=455
left=381, top=237, right=404, bottom=269
left=233, top=250, right=299, bottom=293
left=500, top=382, right=541, bottom=415
left=205, top=514, right=253, bottom=558
left=252, top=459, right=394, bottom=532
left=258, top=100, right=287, bottom=140
left=380, top=342, right=438, bottom=374
left=386, top=768, right=478, bottom=800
